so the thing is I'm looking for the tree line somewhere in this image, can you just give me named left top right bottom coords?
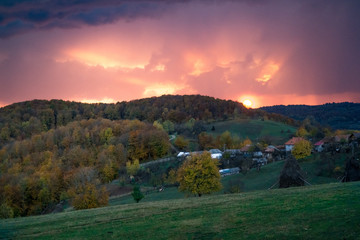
left=0, top=95, right=297, bottom=148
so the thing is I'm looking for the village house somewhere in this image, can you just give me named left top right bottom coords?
left=314, top=140, right=325, bottom=152
left=264, top=145, right=280, bottom=161
left=284, top=137, right=304, bottom=152
left=177, top=149, right=223, bottom=159
left=334, top=134, right=352, bottom=143
left=240, top=144, right=252, bottom=157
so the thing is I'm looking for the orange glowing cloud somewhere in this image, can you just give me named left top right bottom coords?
left=256, top=62, right=280, bottom=85
left=62, top=49, right=147, bottom=69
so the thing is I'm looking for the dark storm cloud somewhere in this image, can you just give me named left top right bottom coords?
left=0, top=0, right=184, bottom=38
left=0, top=0, right=360, bottom=107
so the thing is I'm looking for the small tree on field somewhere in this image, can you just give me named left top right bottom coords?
left=177, top=152, right=222, bottom=197
left=132, top=185, right=144, bottom=203
left=292, top=139, right=312, bottom=160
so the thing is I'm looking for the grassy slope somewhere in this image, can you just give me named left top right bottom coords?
left=108, top=152, right=346, bottom=205
left=1, top=182, right=359, bottom=240
left=205, top=119, right=296, bottom=145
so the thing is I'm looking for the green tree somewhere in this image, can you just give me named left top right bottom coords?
left=131, top=185, right=144, bottom=203
left=177, top=152, right=222, bottom=197
left=292, top=139, right=312, bottom=160
left=162, top=120, right=174, bottom=133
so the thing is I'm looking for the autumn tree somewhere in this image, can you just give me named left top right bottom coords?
left=198, top=132, right=215, bottom=150
left=174, top=135, right=189, bottom=150
left=67, top=167, right=108, bottom=210
left=126, top=159, right=140, bottom=177
left=71, top=183, right=108, bottom=210
left=177, top=152, right=222, bottom=197
left=217, top=131, right=233, bottom=150
left=295, top=126, right=309, bottom=137
left=292, top=139, right=312, bottom=160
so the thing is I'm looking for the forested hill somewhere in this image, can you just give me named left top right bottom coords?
left=261, top=102, right=360, bottom=130
left=0, top=95, right=295, bottom=147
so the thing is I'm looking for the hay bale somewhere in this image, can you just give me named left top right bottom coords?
left=279, top=155, right=304, bottom=188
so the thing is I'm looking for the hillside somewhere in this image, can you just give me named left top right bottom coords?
left=0, top=95, right=295, bottom=147
left=0, top=95, right=299, bottom=217
left=261, top=102, right=360, bottom=130
left=1, top=182, right=359, bottom=239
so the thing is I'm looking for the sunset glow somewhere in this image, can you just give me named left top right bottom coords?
left=243, top=100, right=252, bottom=108
left=0, top=1, right=359, bottom=108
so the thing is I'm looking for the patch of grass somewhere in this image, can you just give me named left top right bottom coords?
left=109, top=187, right=184, bottom=206
left=206, top=119, right=296, bottom=145
left=1, top=182, right=359, bottom=239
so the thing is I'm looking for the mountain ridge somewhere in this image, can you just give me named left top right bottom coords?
left=260, top=102, right=360, bottom=130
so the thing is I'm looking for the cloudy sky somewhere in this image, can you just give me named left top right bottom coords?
left=0, top=0, right=359, bottom=108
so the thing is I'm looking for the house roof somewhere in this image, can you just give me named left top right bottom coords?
left=314, top=140, right=325, bottom=146
left=240, top=145, right=251, bottom=152
left=264, top=145, right=279, bottom=153
left=276, top=145, right=285, bottom=150
left=285, top=137, right=304, bottom=145
left=353, top=133, right=360, bottom=139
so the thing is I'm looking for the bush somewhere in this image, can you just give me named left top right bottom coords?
left=0, top=203, right=14, bottom=219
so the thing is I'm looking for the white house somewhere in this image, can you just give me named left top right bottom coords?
left=209, top=149, right=222, bottom=159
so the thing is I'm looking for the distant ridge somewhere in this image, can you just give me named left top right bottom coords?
left=261, top=102, right=360, bottom=130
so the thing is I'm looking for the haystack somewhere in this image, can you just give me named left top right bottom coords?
left=279, top=155, right=305, bottom=188
left=343, top=157, right=360, bottom=182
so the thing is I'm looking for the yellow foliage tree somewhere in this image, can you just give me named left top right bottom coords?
left=296, top=126, right=309, bottom=137
left=71, top=183, right=108, bottom=210
left=292, top=139, right=312, bottom=160
left=126, top=159, right=140, bottom=176
left=177, top=152, right=222, bottom=197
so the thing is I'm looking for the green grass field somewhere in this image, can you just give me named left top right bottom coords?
left=205, top=119, right=296, bottom=145
left=108, top=152, right=347, bottom=206
left=1, top=182, right=359, bottom=239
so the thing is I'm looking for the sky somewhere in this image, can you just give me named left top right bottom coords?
left=0, top=0, right=360, bottom=108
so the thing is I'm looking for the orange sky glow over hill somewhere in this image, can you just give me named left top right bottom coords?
left=0, top=1, right=360, bottom=108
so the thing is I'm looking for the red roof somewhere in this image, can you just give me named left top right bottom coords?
left=285, top=137, right=304, bottom=145
left=314, top=140, right=325, bottom=146
left=240, top=145, right=251, bottom=152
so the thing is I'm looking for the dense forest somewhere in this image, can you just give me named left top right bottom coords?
left=261, top=102, right=360, bottom=130
left=0, top=118, right=170, bottom=216
left=0, top=95, right=296, bottom=148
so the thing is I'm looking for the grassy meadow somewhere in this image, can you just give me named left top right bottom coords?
left=1, top=182, right=359, bottom=239
left=205, top=119, right=296, bottom=145
left=107, top=151, right=347, bottom=206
